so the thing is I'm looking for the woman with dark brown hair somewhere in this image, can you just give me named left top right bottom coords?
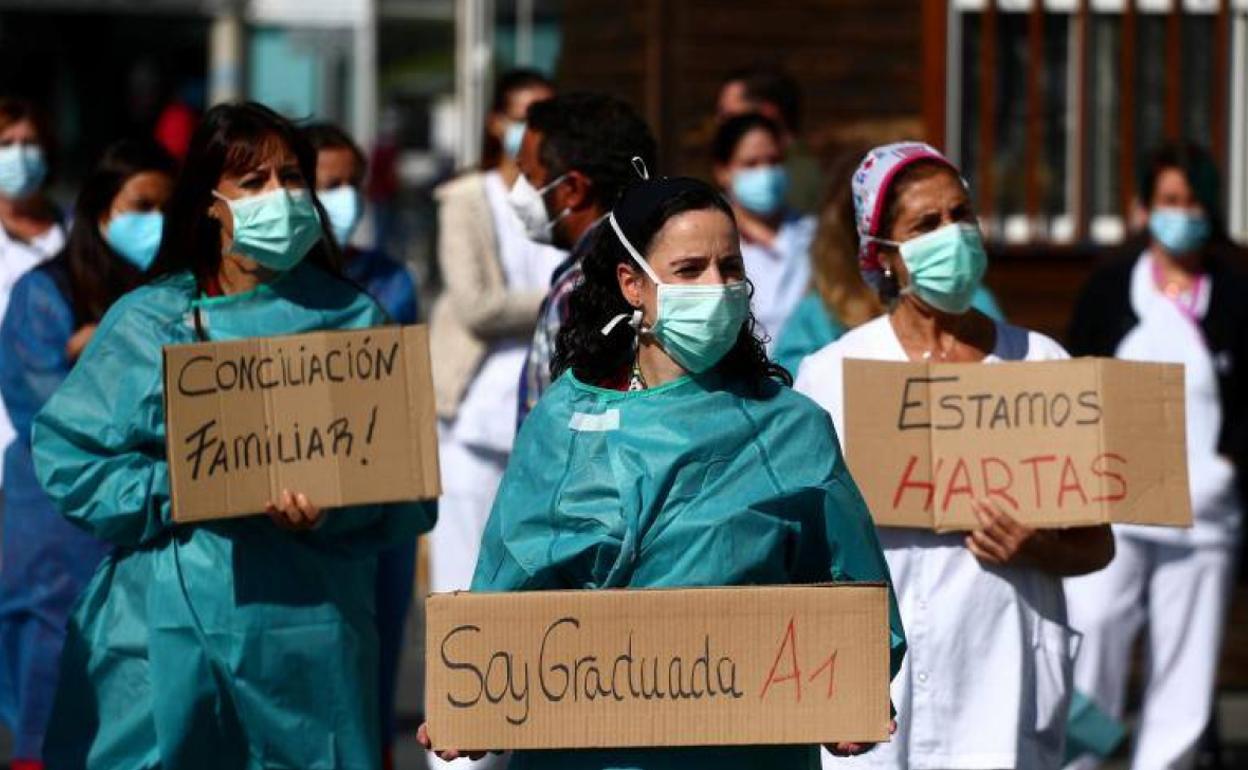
left=31, top=102, right=435, bottom=770
left=0, top=138, right=175, bottom=770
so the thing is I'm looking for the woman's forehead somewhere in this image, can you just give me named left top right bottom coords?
left=897, top=170, right=967, bottom=212
left=650, top=209, right=739, bottom=255
left=223, top=132, right=297, bottom=176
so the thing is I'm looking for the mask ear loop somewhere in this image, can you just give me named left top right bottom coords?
left=601, top=211, right=662, bottom=337
left=630, top=156, right=650, bottom=181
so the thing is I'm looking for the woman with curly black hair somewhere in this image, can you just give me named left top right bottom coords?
left=420, top=175, right=904, bottom=770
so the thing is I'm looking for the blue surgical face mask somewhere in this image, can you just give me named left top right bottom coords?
left=503, top=120, right=526, bottom=160
left=731, top=165, right=789, bottom=217
left=870, top=222, right=988, bottom=314
left=603, top=213, right=750, bottom=373
left=319, top=185, right=363, bottom=246
left=0, top=143, right=47, bottom=200
left=104, top=211, right=164, bottom=271
left=1149, top=208, right=1210, bottom=256
left=213, top=187, right=323, bottom=271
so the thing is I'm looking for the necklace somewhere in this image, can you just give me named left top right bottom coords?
left=629, top=357, right=648, bottom=391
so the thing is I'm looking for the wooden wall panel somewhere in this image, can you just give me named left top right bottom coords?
left=557, top=0, right=924, bottom=180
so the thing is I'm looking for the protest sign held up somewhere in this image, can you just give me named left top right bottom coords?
left=424, top=584, right=891, bottom=751
left=843, top=358, right=1191, bottom=531
left=162, top=325, right=441, bottom=522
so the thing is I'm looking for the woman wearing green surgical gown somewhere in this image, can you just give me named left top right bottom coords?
left=31, top=103, right=435, bottom=770
left=419, top=176, right=904, bottom=769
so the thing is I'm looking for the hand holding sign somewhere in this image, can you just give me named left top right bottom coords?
left=265, top=489, right=322, bottom=532
left=416, top=722, right=495, bottom=762
left=826, top=719, right=896, bottom=757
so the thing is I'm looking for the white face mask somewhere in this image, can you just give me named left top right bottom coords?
left=507, top=172, right=569, bottom=244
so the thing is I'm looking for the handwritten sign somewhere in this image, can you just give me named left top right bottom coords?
left=162, top=325, right=440, bottom=522
left=843, top=358, right=1191, bottom=531
left=424, top=584, right=890, bottom=750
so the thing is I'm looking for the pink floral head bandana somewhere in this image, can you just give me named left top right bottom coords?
left=851, top=141, right=961, bottom=288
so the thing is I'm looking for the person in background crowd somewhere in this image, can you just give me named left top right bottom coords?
left=0, top=138, right=174, bottom=770
left=304, top=123, right=418, bottom=326
left=0, top=98, right=64, bottom=505
left=774, top=148, right=1003, bottom=373
left=304, top=121, right=421, bottom=770
left=514, top=92, right=657, bottom=425
left=420, top=174, right=905, bottom=770
left=32, top=102, right=435, bottom=770
left=712, top=113, right=813, bottom=349
left=1063, top=143, right=1248, bottom=770
left=716, top=65, right=821, bottom=213
left=796, top=142, right=1114, bottom=770
left=424, top=69, right=561, bottom=770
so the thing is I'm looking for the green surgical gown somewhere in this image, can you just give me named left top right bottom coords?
left=32, top=263, right=436, bottom=770
left=470, top=370, right=905, bottom=770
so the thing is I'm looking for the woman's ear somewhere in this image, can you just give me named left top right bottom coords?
left=713, top=163, right=732, bottom=191
left=559, top=170, right=592, bottom=212
left=486, top=112, right=506, bottom=142
left=616, top=262, right=645, bottom=309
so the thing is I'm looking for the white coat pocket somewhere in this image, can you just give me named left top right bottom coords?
left=1028, top=614, right=1081, bottom=767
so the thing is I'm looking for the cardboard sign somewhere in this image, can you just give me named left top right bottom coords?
left=163, top=325, right=440, bottom=522
left=843, top=357, right=1191, bottom=531
left=424, top=584, right=891, bottom=751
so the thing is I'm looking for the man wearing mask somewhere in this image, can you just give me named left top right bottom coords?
left=513, top=92, right=657, bottom=425
left=716, top=65, right=822, bottom=214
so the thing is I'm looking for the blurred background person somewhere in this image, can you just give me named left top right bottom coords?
left=711, top=113, right=812, bottom=350
left=425, top=67, right=560, bottom=770
left=0, top=98, right=63, bottom=508
left=715, top=65, right=821, bottom=214
left=514, top=92, right=657, bottom=425
left=304, top=120, right=420, bottom=770
left=774, top=149, right=1003, bottom=373
left=796, top=142, right=1113, bottom=770
left=0, top=137, right=174, bottom=770
left=1063, top=143, right=1248, bottom=770
left=427, top=68, right=560, bottom=598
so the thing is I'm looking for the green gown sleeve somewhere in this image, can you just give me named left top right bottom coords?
left=819, top=462, right=908, bottom=679
left=772, top=294, right=846, bottom=375
left=310, top=499, right=437, bottom=555
left=31, top=295, right=174, bottom=548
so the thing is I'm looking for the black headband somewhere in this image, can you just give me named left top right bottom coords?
left=610, top=175, right=724, bottom=255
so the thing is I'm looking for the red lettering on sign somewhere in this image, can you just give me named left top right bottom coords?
left=980, top=456, right=1019, bottom=510
left=1090, top=452, right=1129, bottom=503
left=1020, top=455, right=1058, bottom=508
left=1057, top=456, right=1089, bottom=508
left=941, top=458, right=975, bottom=512
left=759, top=617, right=802, bottom=702
left=893, top=455, right=936, bottom=511
left=808, top=651, right=838, bottom=699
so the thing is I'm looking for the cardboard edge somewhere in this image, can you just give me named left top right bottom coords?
left=404, top=325, right=442, bottom=500
left=160, top=343, right=183, bottom=523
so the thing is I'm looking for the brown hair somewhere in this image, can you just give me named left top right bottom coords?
left=810, top=148, right=882, bottom=328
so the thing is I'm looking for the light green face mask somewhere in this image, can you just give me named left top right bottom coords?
left=604, top=213, right=750, bottom=373
left=871, top=222, right=988, bottom=314
left=213, top=187, right=324, bottom=271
